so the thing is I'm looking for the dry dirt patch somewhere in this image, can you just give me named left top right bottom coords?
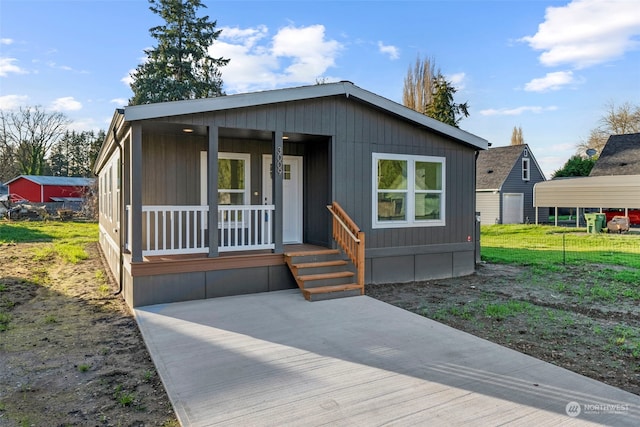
left=367, top=262, right=640, bottom=396
left=0, top=242, right=177, bottom=426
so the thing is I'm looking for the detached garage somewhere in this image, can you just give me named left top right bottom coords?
left=533, top=175, right=640, bottom=226
left=4, top=175, right=95, bottom=203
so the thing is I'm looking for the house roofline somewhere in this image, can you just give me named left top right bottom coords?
left=4, top=175, right=95, bottom=186
left=123, top=81, right=488, bottom=150
left=93, top=108, right=126, bottom=176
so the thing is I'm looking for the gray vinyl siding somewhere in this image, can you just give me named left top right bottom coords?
left=476, top=192, right=500, bottom=225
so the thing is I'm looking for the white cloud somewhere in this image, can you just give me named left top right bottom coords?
left=524, top=71, right=576, bottom=92
left=480, top=105, right=558, bottom=116
left=0, top=94, right=29, bottom=110
left=520, top=0, right=640, bottom=68
left=0, top=57, right=27, bottom=77
left=121, top=69, right=135, bottom=86
left=447, top=72, right=466, bottom=90
left=110, top=98, right=128, bottom=107
left=50, top=97, right=82, bottom=112
left=67, top=117, right=103, bottom=133
left=272, top=25, right=342, bottom=82
left=377, top=41, right=399, bottom=60
left=1, top=38, right=13, bottom=45
left=211, top=24, right=343, bottom=93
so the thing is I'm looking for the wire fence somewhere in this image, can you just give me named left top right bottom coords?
left=481, top=230, right=640, bottom=269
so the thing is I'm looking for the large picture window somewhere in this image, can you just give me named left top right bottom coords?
left=372, top=153, right=445, bottom=228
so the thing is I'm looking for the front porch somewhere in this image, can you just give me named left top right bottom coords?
left=119, top=202, right=365, bottom=306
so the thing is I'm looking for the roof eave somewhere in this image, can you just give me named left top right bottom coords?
left=93, top=109, right=125, bottom=175
left=123, top=82, right=489, bottom=151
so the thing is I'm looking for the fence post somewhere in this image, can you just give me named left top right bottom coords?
left=563, top=233, right=566, bottom=265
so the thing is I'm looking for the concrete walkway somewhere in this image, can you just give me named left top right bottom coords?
left=135, top=290, right=640, bottom=426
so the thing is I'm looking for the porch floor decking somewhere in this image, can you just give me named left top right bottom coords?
left=135, top=290, right=640, bottom=426
left=130, top=244, right=327, bottom=277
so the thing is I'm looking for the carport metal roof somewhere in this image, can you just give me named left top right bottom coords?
left=534, top=175, right=640, bottom=209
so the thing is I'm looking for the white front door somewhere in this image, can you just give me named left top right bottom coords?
left=263, top=155, right=303, bottom=243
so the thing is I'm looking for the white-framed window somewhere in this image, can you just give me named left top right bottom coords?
left=217, top=152, right=250, bottom=205
left=107, top=165, right=113, bottom=220
left=372, top=153, right=446, bottom=228
left=522, top=157, right=530, bottom=181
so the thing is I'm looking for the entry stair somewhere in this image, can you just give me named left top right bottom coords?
left=285, top=249, right=362, bottom=301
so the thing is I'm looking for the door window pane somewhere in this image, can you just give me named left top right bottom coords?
left=218, top=159, right=245, bottom=189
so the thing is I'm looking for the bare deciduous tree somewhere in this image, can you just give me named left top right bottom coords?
left=510, top=126, right=524, bottom=145
left=577, top=101, right=640, bottom=155
left=402, top=55, right=440, bottom=114
left=0, top=106, right=69, bottom=179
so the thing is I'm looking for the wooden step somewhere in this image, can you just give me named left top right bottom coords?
left=283, top=247, right=362, bottom=301
left=297, top=271, right=354, bottom=282
left=292, top=260, right=348, bottom=269
left=289, top=259, right=349, bottom=276
left=284, top=249, right=340, bottom=257
left=302, top=284, right=363, bottom=301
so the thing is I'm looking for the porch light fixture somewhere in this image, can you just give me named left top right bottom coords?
left=182, top=128, right=194, bottom=133
left=282, top=135, right=289, bottom=140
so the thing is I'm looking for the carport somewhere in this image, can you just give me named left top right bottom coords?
left=533, top=175, right=640, bottom=226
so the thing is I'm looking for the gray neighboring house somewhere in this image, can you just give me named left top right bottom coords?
left=590, top=133, right=640, bottom=176
left=476, top=144, right=547, bottom=225
left=94, top=81, right=488, bottom=308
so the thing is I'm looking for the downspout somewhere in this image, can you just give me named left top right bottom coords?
left=114, top=127, right=124, bottom=296
left=474, top=150, right=480, bottom=265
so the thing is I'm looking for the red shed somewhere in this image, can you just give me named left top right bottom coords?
left=4, top=175, right=95, bottom=203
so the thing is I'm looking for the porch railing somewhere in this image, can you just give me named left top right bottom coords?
left=327, top=202, right=365, bottom=288
left=125, top=204, right=274, bottom=256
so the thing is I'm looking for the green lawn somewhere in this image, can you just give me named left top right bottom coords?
left=0, top=220, right=98, bottom=264
left=481, top=224, right=640, bottom=268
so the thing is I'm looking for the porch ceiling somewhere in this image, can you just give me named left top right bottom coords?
left=141, top=122, right=329, bottom=143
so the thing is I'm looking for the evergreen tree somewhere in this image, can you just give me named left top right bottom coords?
left=48, top=140, right=68, bottom=176
left=424, top=75, right=469, bottom=128
left=552, top=155, right=596, bottom=178
left=129, top=0, right=229, bottom=105
left=48, top=130, right=105, bottom=177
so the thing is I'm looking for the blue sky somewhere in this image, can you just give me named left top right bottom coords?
left=1, top=0, right=639, bottom=177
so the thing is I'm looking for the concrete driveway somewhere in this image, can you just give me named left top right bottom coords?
left=135, top=290, right=639, bottom=426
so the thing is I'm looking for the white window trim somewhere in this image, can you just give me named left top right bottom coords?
left=522, top=157, right=530, bottom=181
left=372, top=152, right=446, bottom=228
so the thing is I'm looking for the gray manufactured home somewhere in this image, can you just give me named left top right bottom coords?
left=94, top=82, right=488, bottom=308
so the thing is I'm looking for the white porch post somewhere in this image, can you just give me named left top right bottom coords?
left=272, top=131, right=284, bottom=253
left=208, top=124, right=219, bottom=258
left=130, top=122, right=143, bottom=263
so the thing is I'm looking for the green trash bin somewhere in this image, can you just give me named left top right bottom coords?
left=584, top=213, right=597, bottom=234
left=595, top=213, right=606, bottom=233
